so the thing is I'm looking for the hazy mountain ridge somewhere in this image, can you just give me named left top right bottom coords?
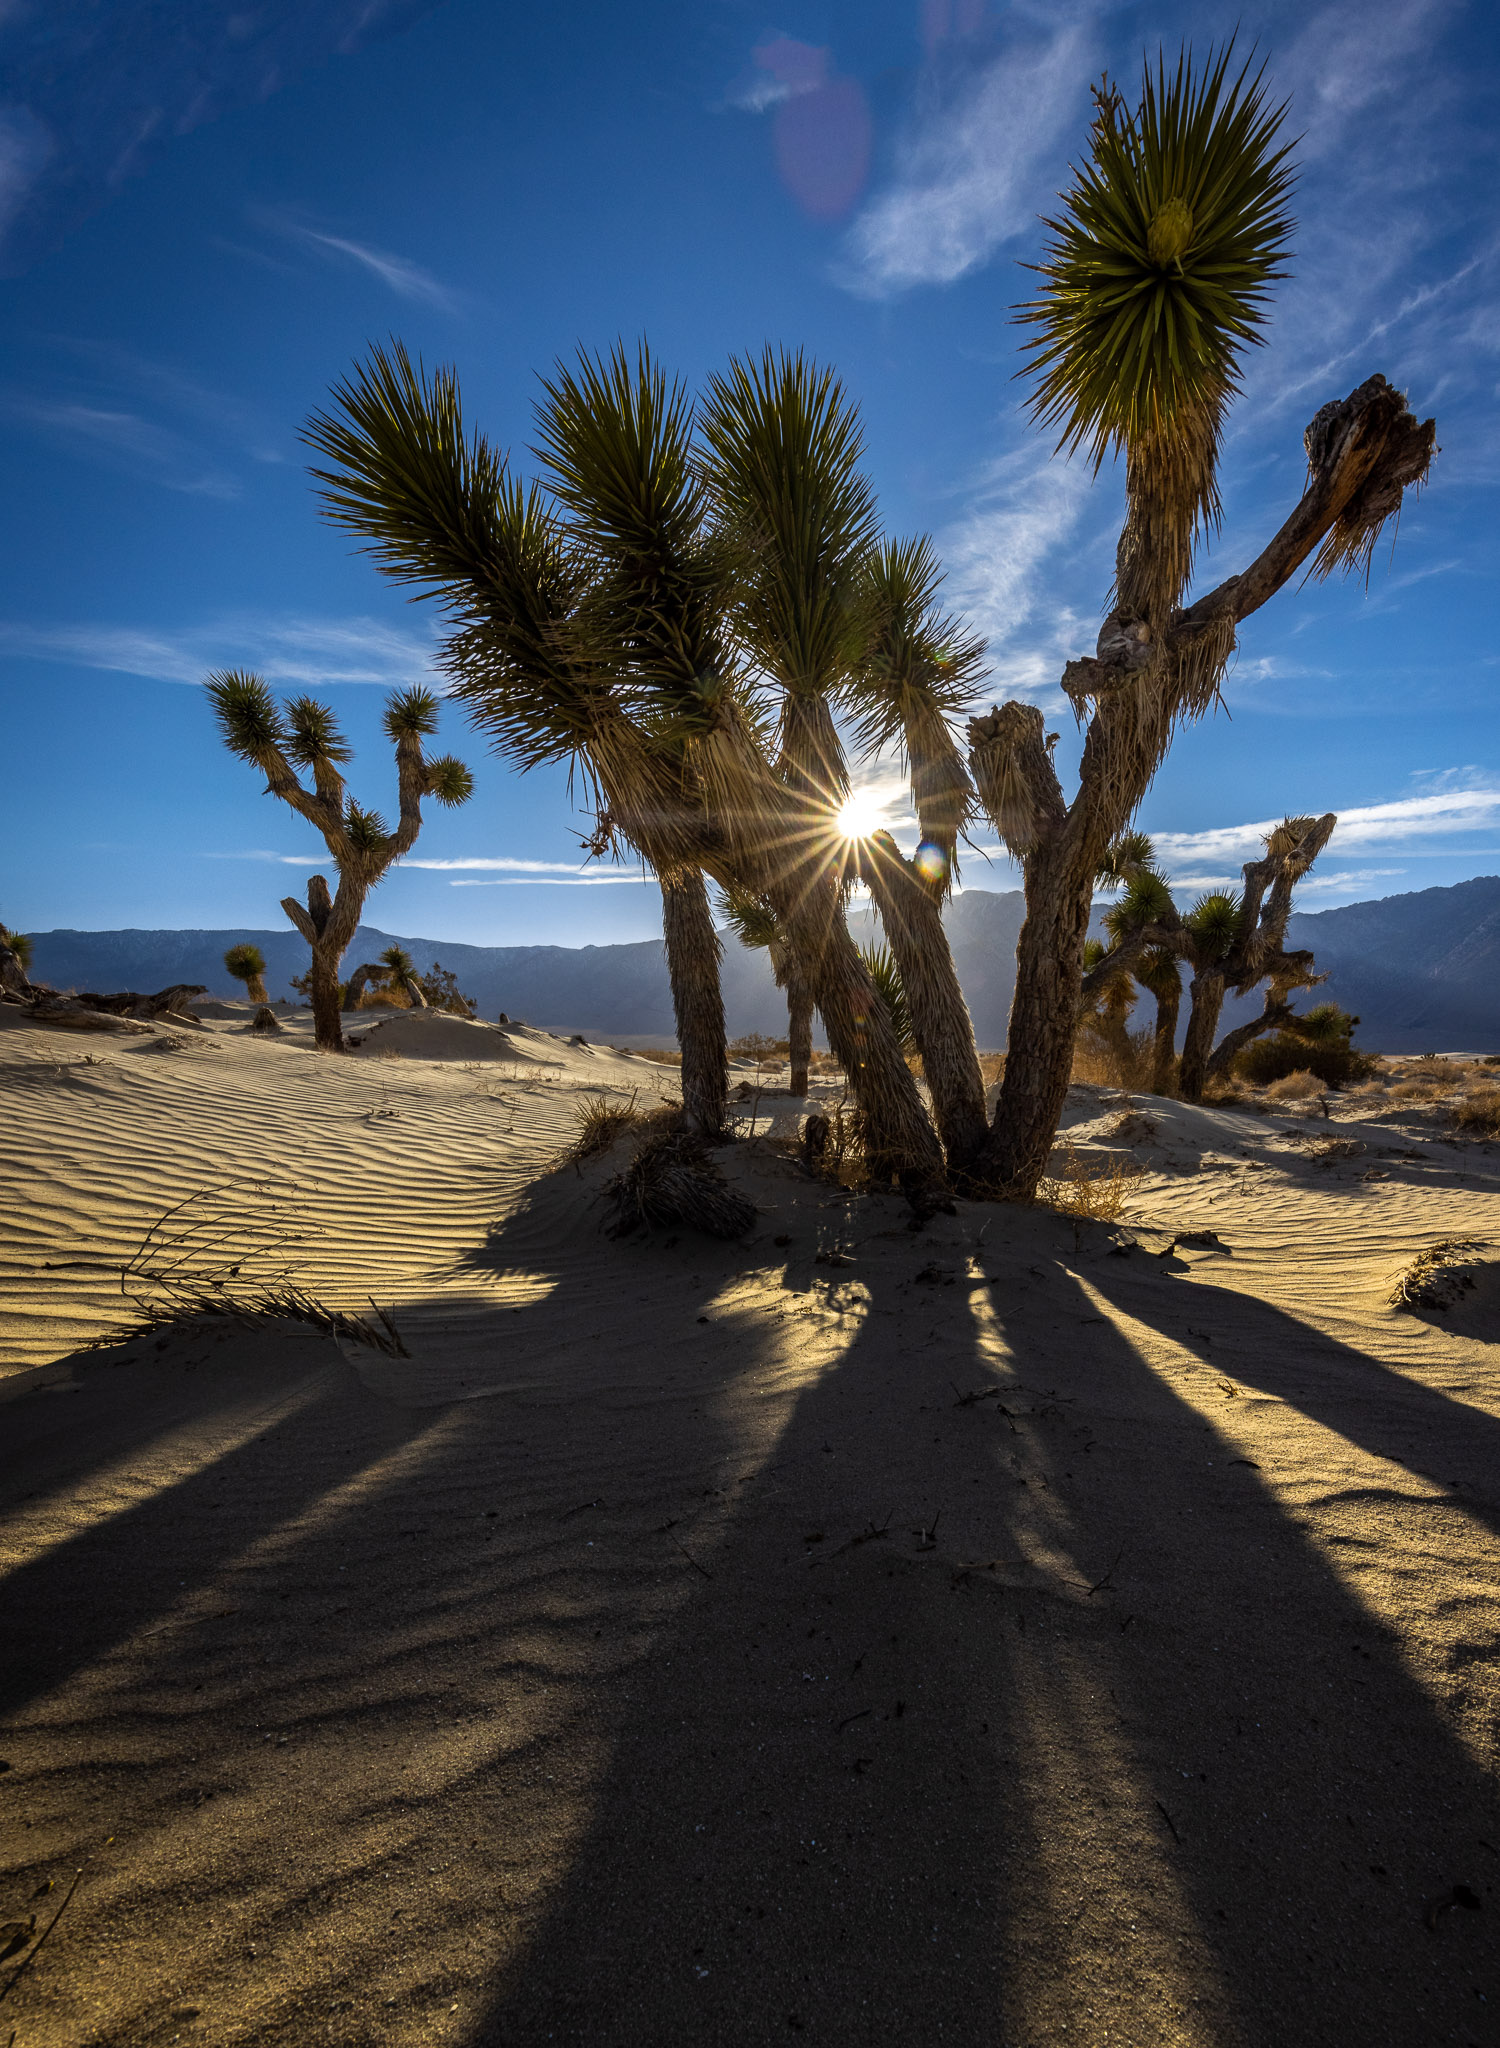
left=24, top=876, right=1500, bottom=1052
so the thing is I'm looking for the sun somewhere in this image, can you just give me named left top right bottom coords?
left=835, top=791, right=884, bottom=840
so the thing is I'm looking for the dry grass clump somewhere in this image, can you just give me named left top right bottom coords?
left=1266, top=1069, right=1323, bottom=1103
left=604, top=1126, right=756, bottom=1240
left=802, top=1104, right=867, bottom=1190
left=618, top=1045, right=683, bottom=1066
left=978, top=1053, right=1006, bottom=1089
left=357, top=989, right=409, bottom=1011
left=1451, top=1087, right=1500, bottom=1137
left=562, top=1091, right=645, bottom=1165
left=1388, top=1238, right=1489, bottom=1313
left=1039, top=1139, right=1143, bottom=1223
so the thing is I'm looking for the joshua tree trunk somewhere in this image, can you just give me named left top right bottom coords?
left=979, top=829, right=1095, bottom=1195
left=245, top=971, right=269, bottom=1003
left=1150, top=977, right=1181, bottom=1097
left=1178, top=970, right=1226, bottom=1103
left=282, top=873, right=362, bottom=1054
left=786, top=968, right=813, bottom=1096
left=862, top=832, right=988, bottom=1176
left=661, top=867, right=729, bottom=1140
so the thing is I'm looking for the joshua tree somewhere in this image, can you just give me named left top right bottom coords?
left=1077, top=935, right=1141, bottom=1082
left=846, top=539, right=991, bottom=1174
left=306, top=341, right=945, bottom=1181
left=1084, top=815, right=1337, bottom=1100
left=207, top=674, right=472, bottom=1051
left=720, top=887, right=814, bottom=1094
left=223, top=943, right=269, bottom=1004
left=968, top=47, right=1435, bottom=1194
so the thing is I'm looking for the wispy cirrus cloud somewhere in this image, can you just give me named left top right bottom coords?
left=0, top=0, right=449, bottom=274
left=1149, top=783, right=1500, bottom=873
left=203, top=849, right=650, bottom=886
left=4, top=396, right=240, bottom=496
left=0, top=612, right=441, bottom=688
left=254, top=209, right=458, bottom=308
left=838, top=24, right=1086, bottom=296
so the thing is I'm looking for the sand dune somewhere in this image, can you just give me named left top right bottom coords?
left=2, top=1010, right=1498, bottom=2044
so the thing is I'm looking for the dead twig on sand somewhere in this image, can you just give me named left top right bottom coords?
left=1086, top=1547, right=1124, bottom=1597
left=0, top=1859, right=88, bottom=2009
left=833, top=1514, right=893, bottom=1558
left=668, top=1533, right=712, bottom=1579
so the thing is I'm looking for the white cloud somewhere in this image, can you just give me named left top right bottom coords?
left=257, top=211, right=457, bottom=308
left=0, top=613, right=441, bottom=687
left=449, top=874, right=655, bottom=888
left=839, top=25, right=1086, bottom=296
left=938, top=447, right=1095, bottom=704
left=5, top=396, right=239, bottom=496
left=1150, top=785, right=1500, bottom=871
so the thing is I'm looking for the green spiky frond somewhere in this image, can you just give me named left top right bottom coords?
left=859, top=942, right=914, bottom=1055
left=701, top=348, right=879, bottom=801
left=2, top=924, right=34, bottom=971
left=1289, top=1001, right=1354, bottom=1046
left=1019, top=46, right=1294, bottom=628
left=423, top=755, right=475, bottom=806
left=1185, top=888, right=1241, bottom=962
left=1103, top=867, right=1174, bottom=940
left=845, top=536, right=984, bottom=881
left=1096, top=829, right=1161, bottom=886
left=306, top=343, right=599, bottom=775
left=223, top=943, right=266, bottom=980
left=534, top=342, right=740, bottom=743
left=345, top=803, right=390, bottom=855
left=1019, top=46, right=1294, bottom=470
left=1134, top=945, right=1183, bottom=1001
left=206, top=670, right=285, bottom=769
left=384, top=686, right=441, bottom=740
left=719, top=885, right=782, bottom=952
left=379, top=945, right=415, bottom=976
left=283, top=695, right=352, bottom=768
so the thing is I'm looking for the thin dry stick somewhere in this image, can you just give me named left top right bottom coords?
left=0, top=1862, right=87, bottom=2008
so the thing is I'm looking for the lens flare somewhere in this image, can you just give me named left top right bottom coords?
left=914, top=839, right=949, bottom=886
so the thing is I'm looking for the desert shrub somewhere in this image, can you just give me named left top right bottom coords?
left=1236, top=1006, right=1375, bottom=1088
left=563, top=1092, right=644, bottom=1165
left=730, top=1033, right=789, bottom=1071
left=1391, top=1078, right=1448, bottom=1102
left=417, top=961, right=476, bottom=1015
left=1266, top=1068, right=1323, bottom=1102
left=978, top=1053, right=1006, bottom=1088
left=1451, top=1087, right=1500, bottom=1137
left=1039, top=1139, right=1142, bottom=1223
left=1389, top=1238, right=1489, bottom=1312
left=1073, top=1025, right=1152, bottom=1090
left=604, top=1124, right=756, bottom=1239
left=1201, top=1076, right=1254, bottom=1108
left=622, top=1045, right=683, bottom=1066
left=358, top=989, right=408, bottom=1010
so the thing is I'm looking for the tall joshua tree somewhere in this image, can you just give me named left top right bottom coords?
left=207, top=675, right=473, bottom=1051
left=847, top=538, right=990, bottom=1174
left=223, top=943, right=269, bottom=1004
left=720, top=888, right=814, bottom=1094
left=969, top=46, right=1435, bottom=1194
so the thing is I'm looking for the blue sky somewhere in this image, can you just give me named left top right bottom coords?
left=2, top=0, right=1497, bottom=947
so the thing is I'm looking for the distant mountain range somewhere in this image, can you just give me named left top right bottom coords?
left=24, top=875, right=1500, bottom=1053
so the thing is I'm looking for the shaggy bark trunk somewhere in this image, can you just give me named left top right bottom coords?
left=1204, top=998, right=1292, bottom=1083
left=786, top=967, right=813, bottom=1096
left=661, top=868, right=728, bottom=1140
left=1178, top=971, right=1226, bottom=1102
left=1150, top=978, right=1181, bottom=1096
left=246, top=973, right=269, bottom=1004
left=975, top=835, right=1093, bottom=1196
left=308, top=945, right=345, bottom=1053
left=863, top=833, right=988, bottom=1176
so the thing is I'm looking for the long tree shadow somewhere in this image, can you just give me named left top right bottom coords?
left=471, top=1207, right=1500, bottom=2047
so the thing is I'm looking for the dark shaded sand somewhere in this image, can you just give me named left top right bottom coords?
left=2, top=1015, right=1499, bottom=2043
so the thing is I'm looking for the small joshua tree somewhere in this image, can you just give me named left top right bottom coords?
left=223, top=943, right=269, bottom=1004
left=207, top=674, right=473, bottom=1051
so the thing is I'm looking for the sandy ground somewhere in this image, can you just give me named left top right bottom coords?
left=2, top=1004, right=1499, bottom=2046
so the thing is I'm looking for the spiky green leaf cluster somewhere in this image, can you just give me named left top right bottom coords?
left=345, top=803, right=390, bottom=854
left=1104, top=868, right=1175, bottom=940
left=1018, top=44, right=1295, bottom=467
left=1, top=923, right=34, bottom=971
left=859, top=942, right=914, bottom=1055
left=384, top=686, right=441, bottom=740
left=1185, top=888, right=1242, bottom=961
left=701, top=348, right=878, bottom=714
left=284, top=696, right=352, bottom=767
left=206, top=670, right=285, bottom=769
left=534, top=343, right=740, bottom=744
left=379, top=945, right=416, bottom=976
left=224, top=943, right=266, bottom=981
left=719, top=885, right=782, bottom=953
left=845, top=536, right=986, bottom=756
left=423, top=755, right=475, bottom=806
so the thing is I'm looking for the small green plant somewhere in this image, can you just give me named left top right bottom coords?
left=1, top=922, right=34, bottom=972
left=223, top=943, right=269, bottom=1003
